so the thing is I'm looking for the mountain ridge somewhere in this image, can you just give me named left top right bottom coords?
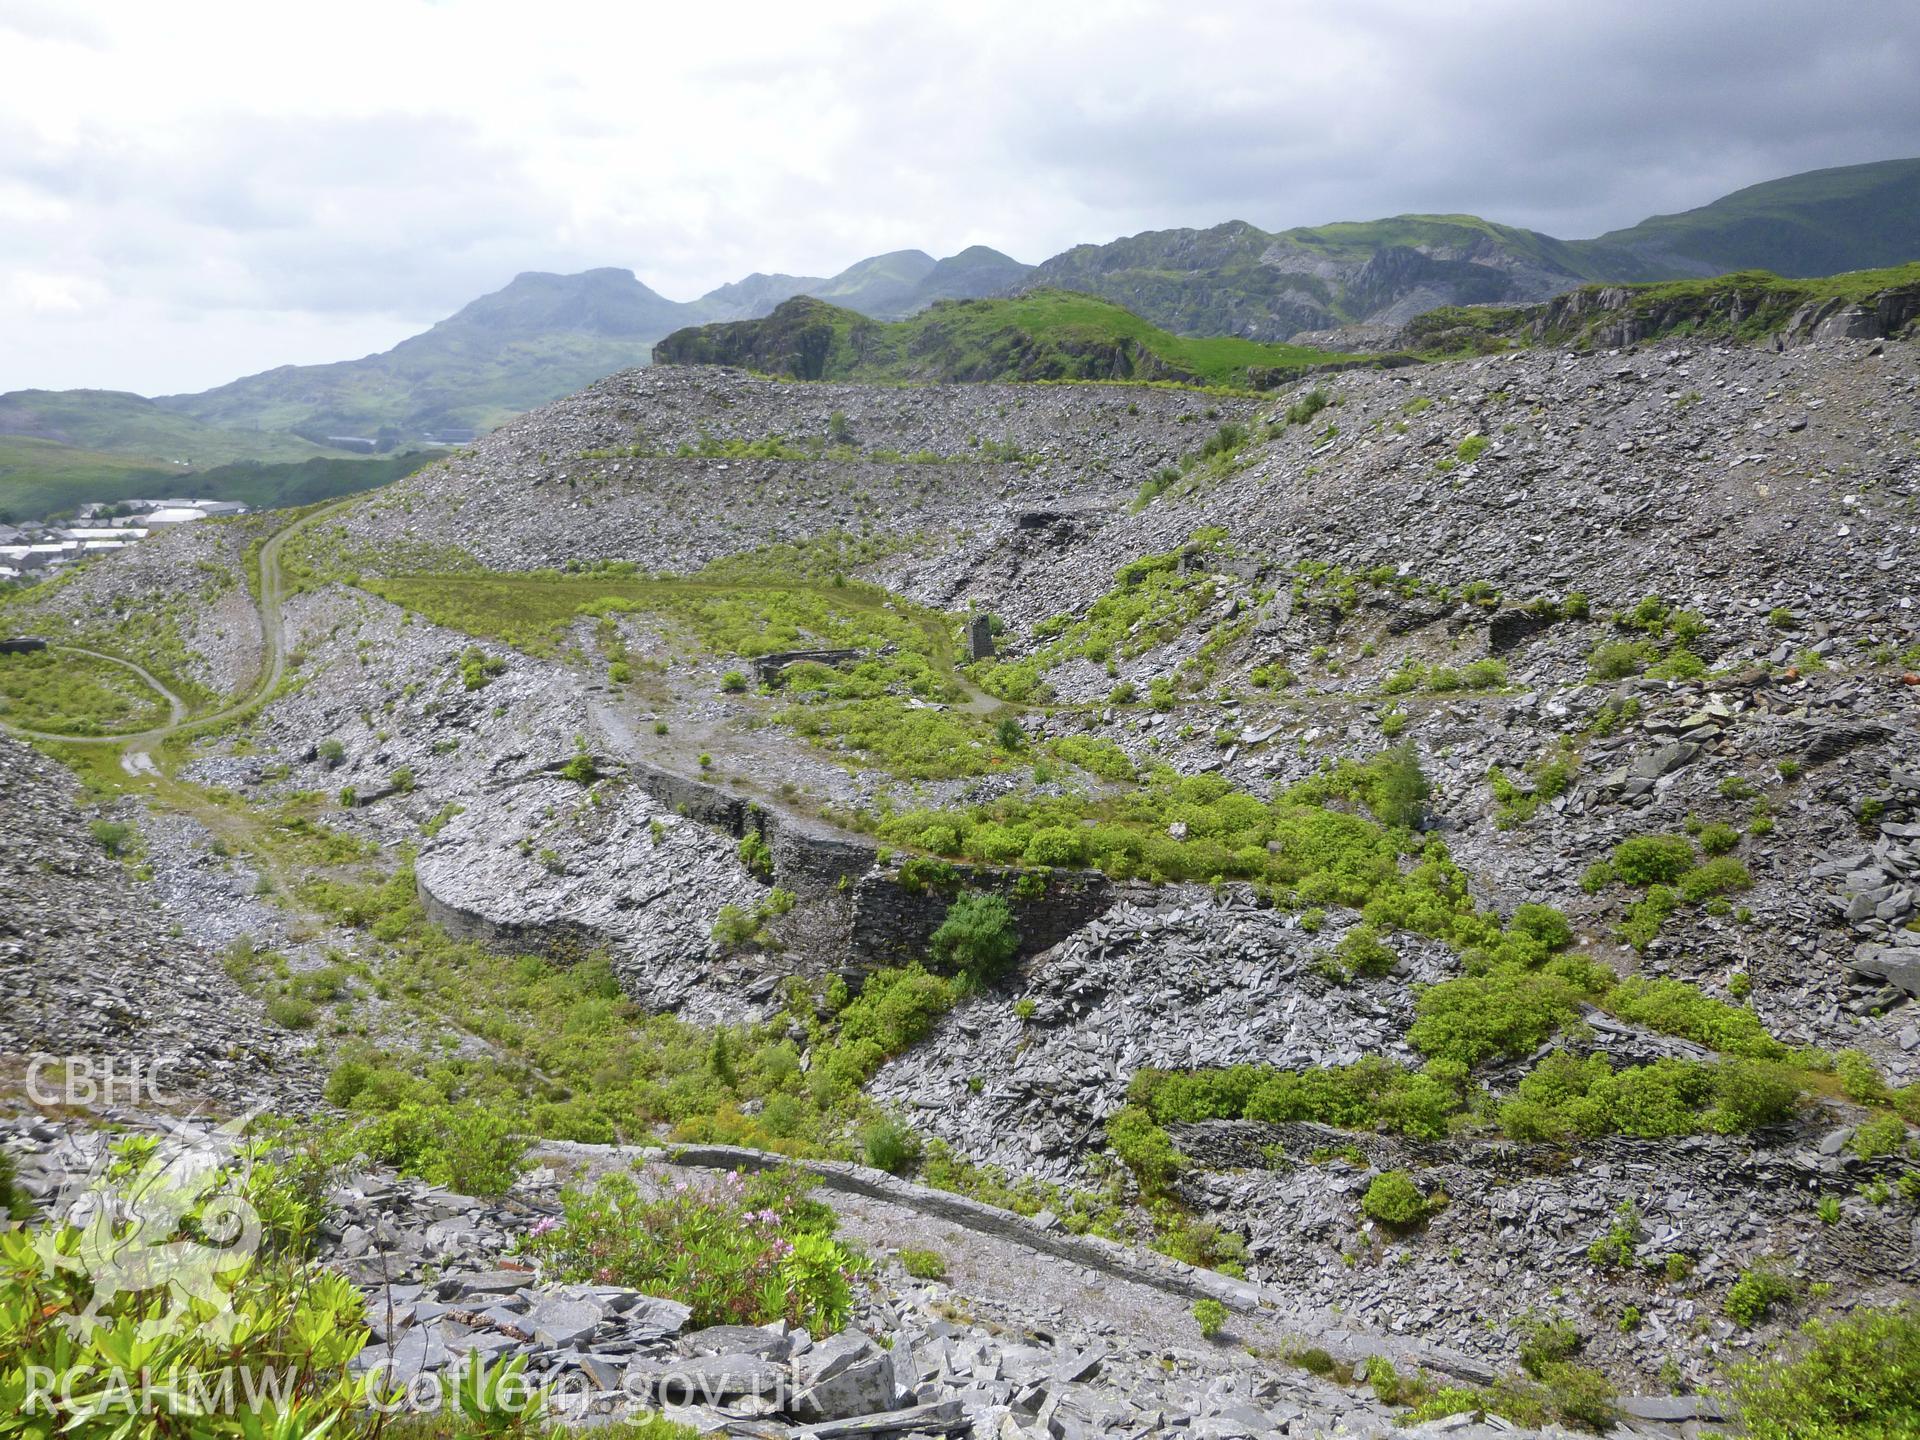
left=5, top=157, right=1914, bottom=521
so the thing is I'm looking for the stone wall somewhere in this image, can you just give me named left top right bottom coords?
left=411, top=752, right=1123, bottom=976
left=851, top=862, right=1118, bottom=967
left=621, top=756, right=1119, bottom=968
left=415, top=878, right=603, bottom=959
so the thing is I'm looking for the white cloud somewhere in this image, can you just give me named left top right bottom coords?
left=7, top=270, right=107, bottom=314
left=2, top=0, right=1917, bottom=393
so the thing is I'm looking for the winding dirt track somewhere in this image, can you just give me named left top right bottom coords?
left=1, top=497, right=356, bottom=764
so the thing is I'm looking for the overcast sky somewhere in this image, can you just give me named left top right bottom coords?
left=4, top=0, right=1918, bottom=395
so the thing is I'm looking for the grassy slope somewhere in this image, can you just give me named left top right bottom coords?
left=0, top=390, right=338, bottom=465
left=0, top=388, right=377, bottom=521
left=656, top=289, right=1368, bottom=388
left=0, top=438, right=177, bottom=522
left=166, top=334, right=664, bottom=438
left=1404, top=262, right=1920, bottom=355
left=1579, top=157, right=1920, bottom=279
left=1278, top=213, right=1609, bottom=279
left=0, top=444, right=437, bottom=523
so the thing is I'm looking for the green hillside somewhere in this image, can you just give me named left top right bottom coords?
left=161, top=268, right=692, bottom=441
left=0, top=441, right=436, bottom=523
left=0, top=389, right=337, bottom=466
left=804, top=250, right=939, bottom=318
left=654, top=289, right=1373, bottom=388
left=1020, top=160, right=1920, bottom=340
left=0, top=438, right=176, bottom=523
left=1580, top=158, right=1920, bottom=279
left=1402, top=262, right=1920, bottom=355
left=0, top=388, right=390, bottom=521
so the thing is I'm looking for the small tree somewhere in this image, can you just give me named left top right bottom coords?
left=929, top=891, right=1020, bottom=986
left=1372, top=741, right=1431, bottom=830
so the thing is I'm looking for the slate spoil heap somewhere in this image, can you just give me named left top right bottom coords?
left=4, top=325, right=1919, bottom=1437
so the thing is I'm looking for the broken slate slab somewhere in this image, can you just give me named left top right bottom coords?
left=799, top=1399, right=968, bottom=1438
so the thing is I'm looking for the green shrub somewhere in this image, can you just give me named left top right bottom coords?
left=861, top=1112, right=923, bottom=1174
left=459, top=646, right=508, bottom=689
left=1409, top=970, right=1588, bottom=1066
left=1107, top=1104, right=1185, bottom=1196
left=1605, top=976, right=1787, bottom=1060
left=1501, top=1053, right=1798, bottom=1141
left=1192, top=1297, right=1229, bottom=1339
left=899, top=1247, right=947, bottom=1280
left=1509, top=903, right=1573, bottom=952
left=929, top=891, right=1021, bottom=985
left=1285, top=389, right=1330, bottom=426
left=1370, top=741, right=1431, bottom=829
left=1333, top=924, right=1398, bottom=979
left=1696, top=821, right=1741, bottom=855
left=1726, top=1266, right=1797, bottom=1328
left=720, top=669, right=749, bottom=692
left=1612, top=834, right=1696, bottom=885
left=1835, top=1048, right=1889, bottom=1103
left=1589, top=641, right=1653, bottom=679
left=738, top=830, right=774, bottom=879
left=1518, top=1314, right=1582, bottom=1378
left=1541, top=1363, right=1618, bottom=1432
left=1678, top=855, right=1751, bottom=902
left=1460, top=657, right=1506, bottom=689
left=829, top=964, right=956, bottom=1086
left=1292, top=1346, right=1337, bottom=1376
left=1729, top=1302, right=1920, bottom=1440
left=523, top=1167, right=857, bottom=1333
left=316, top=737, right=346, bottom=767
left=266, top=992, right=318, bottom=1029
left=89, top=819, right=134, bottom=857
left=1851, top=1112, right=1908, bottom=1159
left=1361, top=1170, right=1435, bottom=1226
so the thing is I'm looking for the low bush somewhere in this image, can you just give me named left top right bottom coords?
left=1729, top=1301, right=1920, bottom=1440
left=898, top=1247, right=947, bottom=1280
left=1129, top=1056, right=1474, bottom=1143
left=89, top=819, right=134, bottom=857
left=1834, top=1047, right=1889, bottom=1103
left=861, top=1112, right=923, bottom=1175
left=1106, top=1104, right=1186, bottom=1197
left=1408, top=969, right=1593, bottom=1066
left=1611, top=834, right=1696, bottom=885
left=1725, top=1265, right=1798, bottom=1328
left=1500, top=1053, right=1799, bottom=1141
left=1605, top=976, right=1787, bottom=1060
left=1193, top=1297, right=1229, bottom=1339
left=1361, top=1169, right=1437, bottom=1226
left=522, top=1167, right=859, bottom=1333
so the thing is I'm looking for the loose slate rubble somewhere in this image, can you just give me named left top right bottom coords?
left=0, top=733, right=315, bottom=1109
left=0, top=1120, right=1716, bottom=1439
